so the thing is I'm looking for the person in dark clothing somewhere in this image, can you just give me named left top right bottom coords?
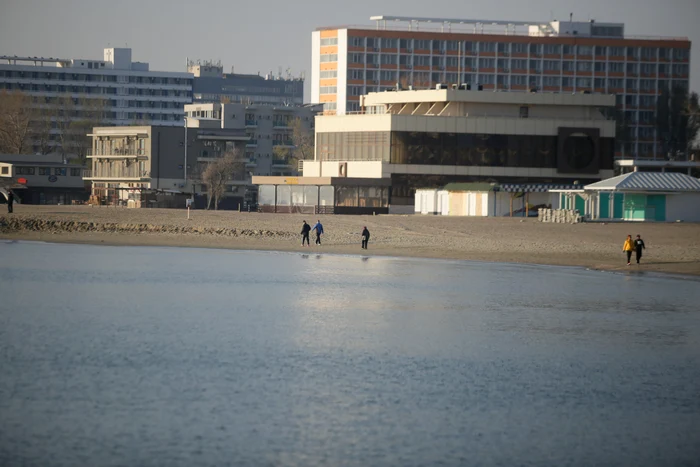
left=312, top=220, right=324, bottom=245
left=7, top=191, right=14, bottom=213
left=634, top=235, right=646, bottom=264
left=300, top=220, right=311, bottom=247
left=361, top=226, right=370, bottom=249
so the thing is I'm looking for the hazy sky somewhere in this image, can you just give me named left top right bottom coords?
left=1, top=0, right=698, bottom=100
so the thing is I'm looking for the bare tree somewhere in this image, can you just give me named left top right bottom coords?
left=201, top=149, right=245, bottom=210
left=0, top=90, right=33, bottom=154
left=272, top=117, right=314, bottom=173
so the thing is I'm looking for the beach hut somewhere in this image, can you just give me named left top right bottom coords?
left=563, top=172, right=700, bottom=222
left=414, top=189, right=439, bottom=215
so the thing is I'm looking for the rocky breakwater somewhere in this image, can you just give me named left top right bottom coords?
left=0, top=216, right=295, bottom=239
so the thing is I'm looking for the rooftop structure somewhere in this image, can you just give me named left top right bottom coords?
left=188, top=60, right=304, bottom=106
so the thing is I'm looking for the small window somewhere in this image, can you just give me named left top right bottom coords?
left=70, top=168, right=81, bottom=176
left=39, top=167, right=50, bottom=175
left=1, top=166, right=8, bottom=175
left=519, top=106, right=529, bottom=118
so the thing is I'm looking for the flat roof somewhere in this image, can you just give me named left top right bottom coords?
left=362, top=89, right=616, bottom=107
left=252, top=176, right=391, bottom=186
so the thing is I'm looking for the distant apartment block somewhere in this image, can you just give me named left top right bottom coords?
left=311, top=16, right=691, bottom=159
left=0, top=48, right=193, bottom=152
left=189, top=61, right=304, bottom=106
left=184, top=102, right=321, bottom=177
left=85, top=125, right=248, bottom=207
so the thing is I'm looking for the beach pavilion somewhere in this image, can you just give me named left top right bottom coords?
left=554, top=172, right=700, bottom=222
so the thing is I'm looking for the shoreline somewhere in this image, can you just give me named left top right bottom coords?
left=2, top=206, right=700, bottom=277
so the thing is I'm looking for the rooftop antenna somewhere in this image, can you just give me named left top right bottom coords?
left=569, top=12, right=573, bottom=23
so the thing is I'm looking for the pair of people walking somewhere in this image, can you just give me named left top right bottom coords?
left=300, top=220, right=323, bottom=247
left=623, top=234, right=646, bottom=265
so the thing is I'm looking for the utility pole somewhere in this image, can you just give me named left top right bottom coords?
left=183, top=116, right=188, bottom=191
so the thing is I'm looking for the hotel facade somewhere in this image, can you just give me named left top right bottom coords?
left=311, top=16, right=691, bottom=160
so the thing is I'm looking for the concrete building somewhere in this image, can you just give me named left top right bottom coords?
left=0, top=48, right=193, bottom=152
left=254, top=87, right=616, bottom=214
left=184, top=102, right=321, bottom=178
left=0, top=154, right=88, bottom=205
left=311, top=15, right=691, bottom=159
left=554, top=171, right=700, bottom=222
left=85, top=125, right=248, bottom=207
left=189, top=61, right=304, bottom=106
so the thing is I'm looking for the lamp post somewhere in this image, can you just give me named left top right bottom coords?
left=183, top=116, right=188, bottom=191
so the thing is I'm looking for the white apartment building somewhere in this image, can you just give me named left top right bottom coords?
left=184, top=102, right=322, bottom=177
left=0, top=48, right=193, bottom=152
left=311, top=15, right=691, bottom=159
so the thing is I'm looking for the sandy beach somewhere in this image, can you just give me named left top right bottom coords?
left=2, top=205, right=700, bottom=276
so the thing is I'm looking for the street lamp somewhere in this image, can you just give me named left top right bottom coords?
left=183, top=115, right=188, bottom=190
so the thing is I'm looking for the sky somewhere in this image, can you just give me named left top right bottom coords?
left=1, top=0, right=698, bottom=101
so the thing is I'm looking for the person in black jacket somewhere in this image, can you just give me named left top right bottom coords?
left=361, top=226, right=370, bottom=249
left=300, top=220, right=311, bottom=247
left=6, top=191, right=14, bottom=214
left=634, top=234, right=646, bottom=264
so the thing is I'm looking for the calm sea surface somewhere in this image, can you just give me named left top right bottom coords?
left=0, top=241, right=699, bottom=467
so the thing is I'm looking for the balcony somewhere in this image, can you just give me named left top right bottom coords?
left=272, top=121, right=289, bottom=129
left=245, top=159, right=257, bottom=168
left=272, top=159, right=290, bottom=167
left=87, top=148, right=147, bottom=158
left=273, top=140, right=294, bottom=148
left=245, top=120, right=258, bottom=128
left=246, top=139, right=258, bottom=148
left=83, top=168, right=151, bottom=181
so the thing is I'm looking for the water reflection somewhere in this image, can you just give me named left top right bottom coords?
left=0, top=242, right=699, bottom=467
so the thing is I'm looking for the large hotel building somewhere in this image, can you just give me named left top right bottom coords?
left=311, top=16, right=691, bottom=159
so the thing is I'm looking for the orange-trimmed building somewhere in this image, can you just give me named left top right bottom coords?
left=311, top=15, right=691, bottom=160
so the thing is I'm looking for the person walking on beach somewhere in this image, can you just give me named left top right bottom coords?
left=6, top=190, right=14, bottom=214
left=312, top=219, right=324, bottom=246
left=623, top=234, right=635, bottom=266
left=361, top=226, right=370, bottom=249
left=301, top=220, right=311, bottom=247
left=634, top=234, right=646, bottom=264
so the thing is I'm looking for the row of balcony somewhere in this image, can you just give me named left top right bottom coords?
left=83, top=169, right=150, bottom=180
left=87, top=148, right=147, bottom=157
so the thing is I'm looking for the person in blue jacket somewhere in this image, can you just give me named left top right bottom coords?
left=312, top=219, right=324, bottom=245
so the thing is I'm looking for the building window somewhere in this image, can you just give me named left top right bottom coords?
left=54, top=168, right=67, bottom=176
left=1, top=166, right=8, bottom=175
left=70, top=168, right=81, bottom=176
left=320, top=37, right=338, bottom=46
left=512, top=43, right=527, bottom=54
left=39, top=167, right=51, bottom=175
left=16, top=167, right=35, bottom=175
left=519, top=106, right=529, bottom=118
left=320, top=54, right=338, bottom=63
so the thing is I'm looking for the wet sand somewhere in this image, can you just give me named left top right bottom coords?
left=2, top=205, right=700, bottom=276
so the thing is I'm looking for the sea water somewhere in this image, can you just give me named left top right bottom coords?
left=0, top=241, right=699, bottom=466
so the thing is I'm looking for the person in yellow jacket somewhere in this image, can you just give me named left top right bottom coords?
left=622, top=234, right=635, bottom=265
